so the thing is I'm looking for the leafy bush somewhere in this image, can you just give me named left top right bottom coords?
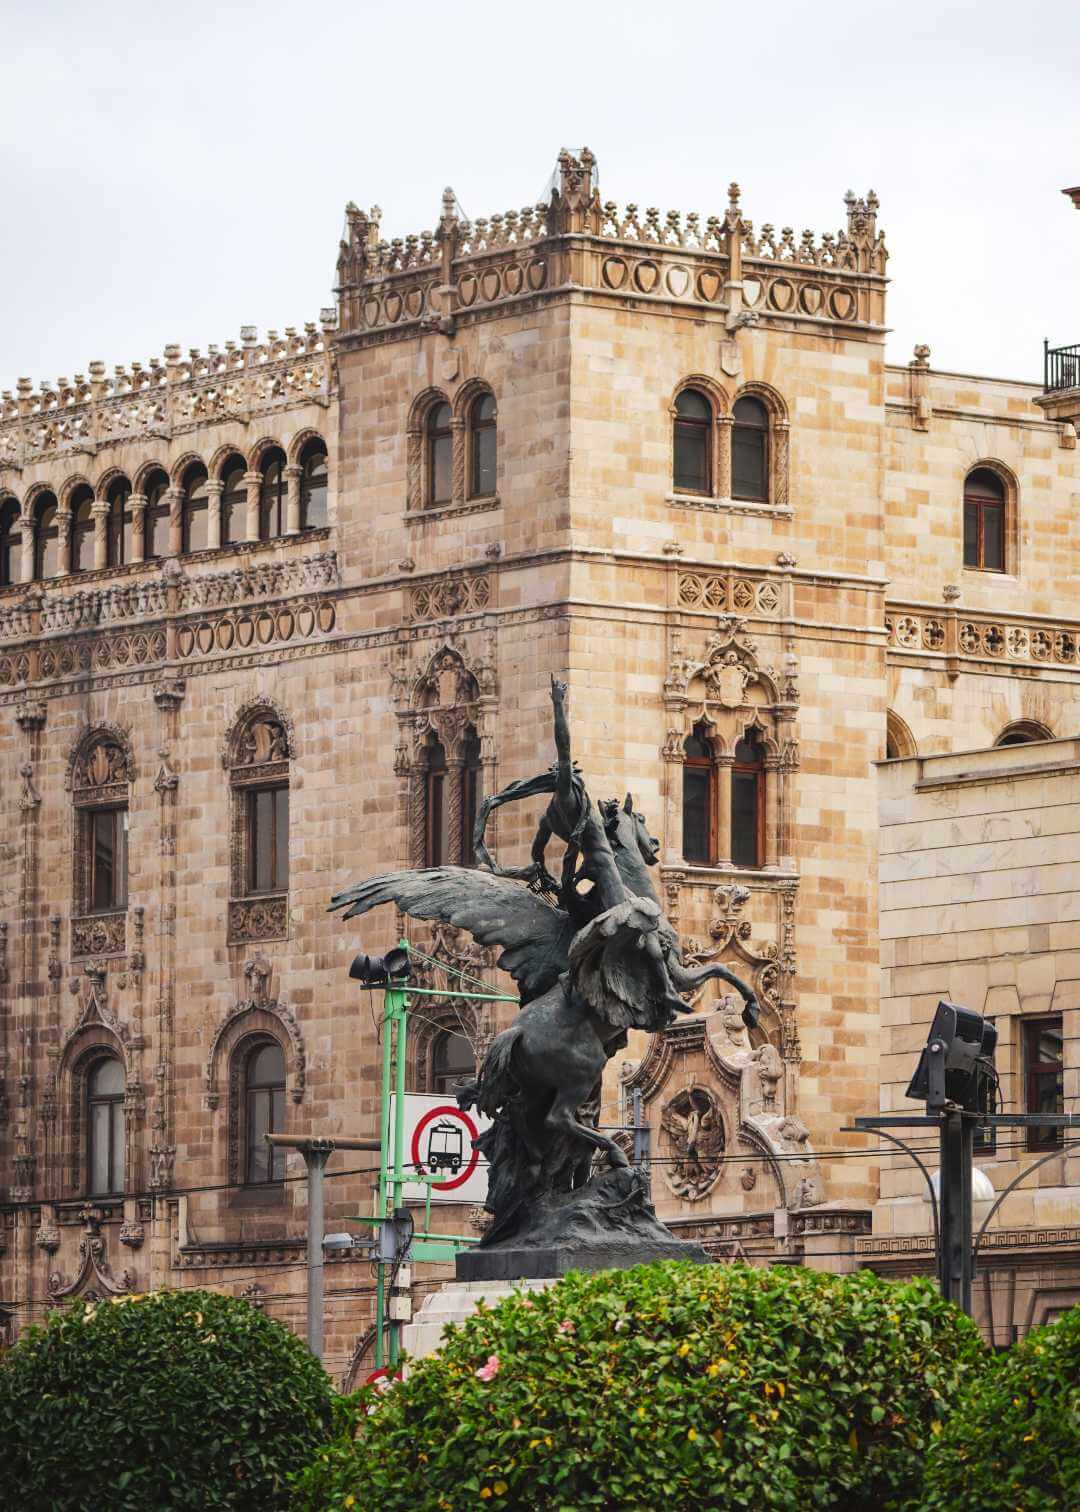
left=921, top=1303, right=1080, bottom=1511
left=292, top=1260, right=985, bottom=1511
left=0, top=1287, right=335, bottom=1510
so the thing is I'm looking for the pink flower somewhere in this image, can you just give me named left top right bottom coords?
left=557, top=1319, right=575, bottom=1335
left=519, top=1297, right=535, bottom=1309
left=476, top=1354, right=500, bottom=1381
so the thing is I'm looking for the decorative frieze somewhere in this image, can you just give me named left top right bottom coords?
left=409, top=570, right=491, bottom=622
left=71, top=912, right=127, bottom=958
left=677, top=571, right=783, bottom=617
left=227, top=895, right=287, bottom=945
left=886, top=603, right=1080, bottom=670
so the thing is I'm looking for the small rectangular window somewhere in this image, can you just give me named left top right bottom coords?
left=674, top=427, right=710, bottom=494
left=471, top=426, right=497, bottom=497
left=731, top=770, right=761, bottom=868
left=732, top=430, right=768, bottom=502
left=682, top=767, right=712, bottom=864
left=427, top=771, right=445, bottom=866
left=982, top=503, right=1004, bottom=571
left=248, top=786, right=289, bottom=893
left=431, top=435, right=452, bottom=505
left=90, top=808, right=128, bottom=912
left=1024, top=1016, right=1064, bottom=1151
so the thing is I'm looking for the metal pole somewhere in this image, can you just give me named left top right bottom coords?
left=306, top=1144, right=331, bottom=1361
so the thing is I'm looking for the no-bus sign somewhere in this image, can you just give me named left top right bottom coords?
left=389, top=1094, right=492, bottom=1204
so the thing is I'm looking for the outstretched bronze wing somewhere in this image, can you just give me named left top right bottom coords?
left=328, top=867, right=574, bottom=1004
left=567, top=894, right=685, bottom=1031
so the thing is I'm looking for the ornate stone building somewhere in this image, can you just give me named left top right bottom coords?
left=0, top=152, right=1076, bottom=1369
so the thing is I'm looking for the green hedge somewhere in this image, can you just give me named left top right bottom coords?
left=921, top=1303, right=1080, bottom=1511
left=0, top=1288, right=335, bottom=1510
left=292, top=1261, right=985, bottom=1511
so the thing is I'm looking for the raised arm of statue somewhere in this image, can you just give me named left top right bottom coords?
left=550, top=675, right=575, bottom=813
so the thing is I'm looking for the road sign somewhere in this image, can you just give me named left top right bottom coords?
left=390, top=1094, right=491, bottom=1204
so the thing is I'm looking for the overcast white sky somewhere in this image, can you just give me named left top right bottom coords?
left=2, top=0, right=1077, bottom=393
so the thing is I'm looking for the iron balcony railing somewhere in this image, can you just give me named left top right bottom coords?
left=1044, top=339, right=1080, bottom=392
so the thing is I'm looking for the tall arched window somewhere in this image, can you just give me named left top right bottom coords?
left=431, top=1029, right=475, bottom=1096
left=468, top=393, right=497, bottom=499
left=106, top=477, right=133, bottom=568
left=72, top=734, right=131, bottom=935
left=182, top=464, right=210, bottom=554
left=732, top=396, right=769, bottom=502
left=427, top=402, right=452, bottom=507
left=424, top=736, right=449, bottom=866
left=220, top=456, right=246, bottom=548
left=243, top=1040, right=286, bottom=1184
left=462, top=729, right=483, bottom=867
left=227, top=708, right=291, bottom=945
left=69, top=485, right=95, bottom=574
left=0, top=500, right=20, bottom=587
left=673, top=389, right=712, bottom=495
left=33, top=494, right=59, bottom=580
left=142, top=471, right=169, bottom=561
left=87, top=1056, right=125, bottom=1196
left=299, top=439, right=328, bottom=530
left=682, top=723, right=716, bottom=865
left=963, top=468, right=1005, bottom=572
left=259, top=448, right=287, bottom=540
left=731, top=729, right=765, bottom=869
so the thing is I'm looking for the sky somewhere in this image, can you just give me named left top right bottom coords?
left=1, top=0, right=1078, bottom=394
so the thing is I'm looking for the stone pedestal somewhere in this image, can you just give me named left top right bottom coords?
left=401, top=1277, right=559, bottom=1365
left=456, top=1236, right=707, bottom=1282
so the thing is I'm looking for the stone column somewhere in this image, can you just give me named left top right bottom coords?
left=243, top=471, right=262, bottom=541
left=451, top=417, right=466, bottom=506
left=166, top=487, right=183, bottom=556
left=285, top=464, right=302, bottom=534
left=764, top=756, right=781, bottom=868
left=92, top=501, right=110, bottom=569
left=19, top=512, right=34, bottom=583
left=129, top=493, right=147, bottom=564
left=715, top=754, right=734, bottom=866
left=716, top=415, right=733, bottom=500
left=205, top=480, right=223, bottom=550
left=445, top=757, right=465, bottom=865
left=56, top=510, right=72, bottom=576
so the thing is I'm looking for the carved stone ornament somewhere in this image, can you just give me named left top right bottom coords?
left=119, top=1220, right=145, bottom=1249
left=660, top=1086, right=726, bottom=1200
left=34, top=1219, right=61, bottom=1254
left=48, top=1206, right=134, bottom=1300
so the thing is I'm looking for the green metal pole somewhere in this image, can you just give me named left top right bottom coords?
left=386, top=965, right=409, bottom=1369
left=373, top=980, right=395, bottom=1370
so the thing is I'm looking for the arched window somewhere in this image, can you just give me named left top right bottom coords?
left=996, top=720, right=1053, bottom=747
left=963, top=468, right=1005, bottom=572
left=468, top=394, right=497, bottom=499
left=106, top=477, right=133, bottom=568
left=220, top=457, right=246, bottom=548
left=243, top=1040, right=286, bottom=1184
left=33, top=495, right=59, bottom=580
left=142, top=471, right=170, bottom=561
left=87, top=1056, right=125, bottom=1196
left=682, top=723, right=716, bottom=865
left=732, top=396, right=769, bottom=502
left=427, top=403, right=452, bottom=507
left=182, top=464, right=210, bottom=554
left=259, top=448, right=287, bottom=540
left=424, top=736, right=449, bottom=866
left=462, top=729, right=483, bottom=867
left=431, top=1029, right=475, bottom=1096
left=673, top=389, right=712, bottom=495
left=731, top=729, right=765, bottom=869
left=0, top=500, right=20, bottom=587
left=885, top=710, right=917, bottom=761
left=299, top=439, right=328, bottom=530
left=69, top=485, right=95, bottom=575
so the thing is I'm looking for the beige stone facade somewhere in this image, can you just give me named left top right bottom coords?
left=0, top=151, right=1076, bottom=1370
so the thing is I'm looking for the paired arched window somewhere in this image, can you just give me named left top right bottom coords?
left=243, top=1039, right=287, bottom=1185
left=106, top=477, right=133, bottom=568
left=299, top=439, right=328, bottom=530
left=682, top=722, right=765, bottom=869
left=963, top=468, right=1006, bottom=572
left=468, top=393, right=497, bottom=498
left=732, top=396, right=769, bottom=502
left=431, top=1029, right=475, bottom=1096
left=87, top=1055, right=125, bottom=1196
left=427, top=403, right=453, bottom=507
left=420, top=726, right=482, bottom=867
left=142, top=471, right=170, bottom=562
left=69, top=484, right=95, bottom=575
left=673, top=389, right=712, bottom=495
left=0, top=500, right=20, bottom=587
left=182, top=464, right=210, bottom=554
left=220, top=455, right=246, bottom=548
left=259, top=448, right=288, bottom=540
left=33, top=495, right=59, bottom=580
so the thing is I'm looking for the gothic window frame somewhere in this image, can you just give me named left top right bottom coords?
left=181, top=462, right=211, bottom=555
left=962, top=462, right=1017, bottom=577
left=672, top=386, right=715, bottom=497
left=298, top=436, right=329, bottom=530
left=238, top=1034, right=288, bottom=1186
left=0, top=496, right=20, bottom=587
left=59, top=1032, right=131, bottom=1200
left=423, top=732, right=449, bottom=867
left=225, top=703, right=293, bottom=946
left=86, top=1053, right=126, bottom=1197
left=218, top=452, right=248, bottom=548
left=730, top=384, right=789, bottom=507
left=104, top=475, right=133, bottom=568
left=258, top=446, right=288, bottom=541
left=731, top=726, right=767, bottom=870
left=139, top=468, right=170, bottom=562
left=426, top=401, right=453, bottom=508
left=32, top=491, right=60, bottom=580
left=466, top=390, right=498, bottom=501
left=69, top=727, right=134, bottom=958
left=682, top=721, right=719, bottom=865
left=69, top=483, right=95, bottom=575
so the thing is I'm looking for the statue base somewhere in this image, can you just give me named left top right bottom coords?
left=457, top=1165, right=708, bottom=1282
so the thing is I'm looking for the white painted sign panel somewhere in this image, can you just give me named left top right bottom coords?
left=389, top=1093, right=492, bottom=1205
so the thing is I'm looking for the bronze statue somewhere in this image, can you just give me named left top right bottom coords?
left=330, top=677, right=759, bottom=1276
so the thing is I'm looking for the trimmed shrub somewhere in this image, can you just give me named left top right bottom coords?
left=0, top=1287, right=335, bottom=1510
left=921, top=1303, right=1080, bottom=1511
left=292, top=1260, right=985, bottom=1511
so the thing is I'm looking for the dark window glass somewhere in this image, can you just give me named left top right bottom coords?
left=70, top=487, right=95, bottom=574
left=259, top=451, right=287, bottom=539
left=963, top=469, right=1006, bottom=572
left=248, top=786, right=289, bottom=893
left=462, top=731, right=482, bottom=866
left=90, top=807, right=128, bottom=911
left=732, top=396, right=769, bottom=501
left=88, top=1057, right=125, bottom=1195
left=731, top=732, right=764, bottom=869
left=183, top=467, right=210, bottom=554
left=245, top=1042, right=286, bottom=1183
left=683, top=723, right=714, bottom=863
left=673, top=389, right=711, bottom=494
left=107, top=479, right=132, bottom=567
left=425, top=738, right=448, bottom=865
left=428, top=403, right=452, bottom=506
left=34, top=497, right=59, bottom=580
left=142, top=475, right=169, bottom=561
left=220, top=461, right=246, bottom=547
left=431, top=1029, right=475, bottom=1096
left=300, top=441, right=328, bottom=530
left=1025, top=1017, right=1064, bottom=1151
left=0, top=501, right=20, bottom=587
left=469, top=394, right=497, bottom=498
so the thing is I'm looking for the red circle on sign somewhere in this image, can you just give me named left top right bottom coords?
left=410, top=1105, right=480, bottom=1192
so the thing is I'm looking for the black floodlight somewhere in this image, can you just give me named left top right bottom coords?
left=906, top=1000, right=998, bottom=1112
left=348, top=946, right=410, bottom=986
